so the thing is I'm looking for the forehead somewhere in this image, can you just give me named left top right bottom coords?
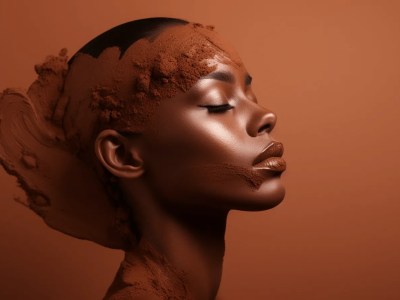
left=113, top=23, right=244, bottom=102
left=183, top=60, right=251, bottom=102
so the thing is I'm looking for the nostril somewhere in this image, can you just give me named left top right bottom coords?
left=247, top=108, right=277, bottom=137
left=258, top=123, right=271, bottom=134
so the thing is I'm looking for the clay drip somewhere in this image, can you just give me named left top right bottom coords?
left=0, top=53, right=131, bottom=249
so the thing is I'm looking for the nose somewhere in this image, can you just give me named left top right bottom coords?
left=246, top=104, right=277, bottom=137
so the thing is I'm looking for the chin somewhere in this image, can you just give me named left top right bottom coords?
left=230, top=176, right=286, bottom=211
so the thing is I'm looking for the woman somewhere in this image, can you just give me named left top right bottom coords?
left=0, top=18, right=286, bottom=300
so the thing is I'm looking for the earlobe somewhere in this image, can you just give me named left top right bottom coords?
left=95, top=129, right=144, bottom=179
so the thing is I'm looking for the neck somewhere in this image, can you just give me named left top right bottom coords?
left=123, top=181, right=228, bottom=300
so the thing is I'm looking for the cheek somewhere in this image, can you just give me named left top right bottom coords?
left=142, top=111, right=246, bottom=202
left=146, top=110, right=246, bottom=168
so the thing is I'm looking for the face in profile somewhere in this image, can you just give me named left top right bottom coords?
left=137, top=56, right=286, bottom=213
left=89, top=22, right=287, bottom=219
left=85, top=21, right=286, bottom=219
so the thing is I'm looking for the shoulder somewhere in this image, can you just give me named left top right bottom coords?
left=105, top=251, right=192, bottom=300
left=104, top=286, right=163, bottom=300
left=103, top=260, right=166, bottom=300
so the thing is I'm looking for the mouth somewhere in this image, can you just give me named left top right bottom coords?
left=252, top=141, right=286, bottom=173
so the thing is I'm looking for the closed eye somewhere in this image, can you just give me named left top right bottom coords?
left=198, top=104, right=234, bottom=113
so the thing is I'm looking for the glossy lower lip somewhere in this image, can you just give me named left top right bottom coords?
left=253, top=142, right=284, bottom=165
left=252, top=141, right=286, bottom=173
left=253, top=157, right=287, bottom=173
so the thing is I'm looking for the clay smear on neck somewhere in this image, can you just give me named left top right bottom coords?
left=104, top=239, right=193, bottom=300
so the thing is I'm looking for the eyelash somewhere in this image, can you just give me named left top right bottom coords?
left=199, top=104, right=234, bottom=113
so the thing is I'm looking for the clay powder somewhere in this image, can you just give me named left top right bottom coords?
left=0, top=22, right=242, bottom=249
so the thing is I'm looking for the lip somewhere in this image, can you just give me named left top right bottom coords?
left=252, top=141, right=286, bottom=173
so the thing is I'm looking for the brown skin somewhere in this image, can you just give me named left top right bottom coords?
left=95, top=58, right=285, bottom=300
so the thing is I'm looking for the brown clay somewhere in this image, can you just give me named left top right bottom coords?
left=0, top=18, right=286, bottom=300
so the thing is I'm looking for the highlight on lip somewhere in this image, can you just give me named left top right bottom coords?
left=254, top=157, right=287, bottom=172
left=252, top=141, right=286, bottom=173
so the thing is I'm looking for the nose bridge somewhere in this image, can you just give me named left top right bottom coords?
left=246, top=101, right=277, bottom=137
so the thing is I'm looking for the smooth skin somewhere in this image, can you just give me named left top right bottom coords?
left=95, top=56, right=285, bottom=300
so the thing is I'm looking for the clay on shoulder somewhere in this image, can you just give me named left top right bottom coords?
left=104, top=242, right=193, bottom=300
left=105, top=286, right=165, bottom=300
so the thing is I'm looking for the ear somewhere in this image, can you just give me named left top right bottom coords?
left=94, top=129, right=144, bottom=179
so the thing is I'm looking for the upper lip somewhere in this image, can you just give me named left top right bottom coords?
left=252, top=141, right=284, bottom=166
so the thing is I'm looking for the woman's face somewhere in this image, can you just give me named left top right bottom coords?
left=136, top=55, right=286, bottom=213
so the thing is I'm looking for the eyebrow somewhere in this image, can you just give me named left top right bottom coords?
left=201, top=71, right=253, bottom=86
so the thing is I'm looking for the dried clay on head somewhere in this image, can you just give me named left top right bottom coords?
left=0, top=22, right=241, bottom=249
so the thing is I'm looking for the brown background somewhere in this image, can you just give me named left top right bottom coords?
left=1, top=0, right=400, bottom=299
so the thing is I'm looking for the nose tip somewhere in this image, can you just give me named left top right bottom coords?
left=247, top=107, right=277, bottom=137
left=257, top=111, right=277, bottom=135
